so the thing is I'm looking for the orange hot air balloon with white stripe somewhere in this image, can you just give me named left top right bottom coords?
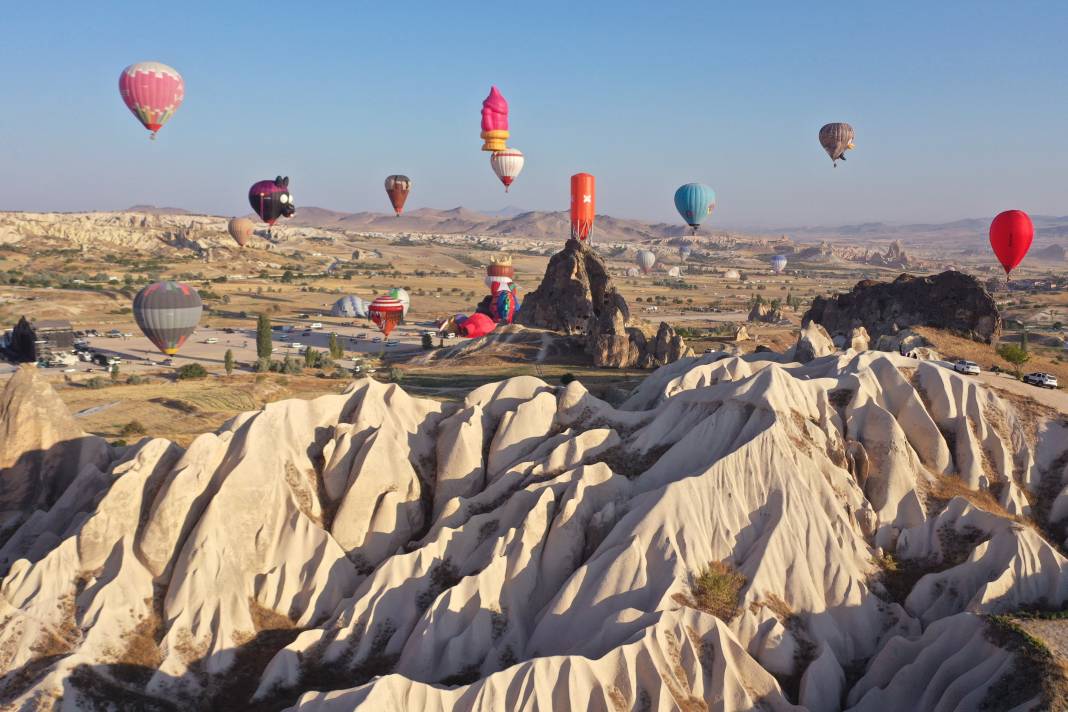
left=570, top=173, right=595, bottom=241
left=490, top=149, right=524, bottom=191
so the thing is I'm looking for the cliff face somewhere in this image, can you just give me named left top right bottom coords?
left=0, top=348, right=1066, bottom=710
left=803, top=271, right=1001, bottom=344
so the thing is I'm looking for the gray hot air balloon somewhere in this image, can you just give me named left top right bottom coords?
left=819, top=123, right=855, bottom=166
left=771, top=254, right=788, bottom=273
left=331, top=295, right=368, bottom=318
left=636, top=250, right=656, bottom=275
left=133, top=281, right=202, bottom=355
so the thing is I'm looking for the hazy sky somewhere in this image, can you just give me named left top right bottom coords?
left=2, top=1, right=1066, bottom=228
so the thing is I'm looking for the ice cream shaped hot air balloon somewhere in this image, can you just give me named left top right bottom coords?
left=369, top=295, right=405, bottom=339
left=249, top=177, right=295, bottom=237
left=490, top=148, right=524, bottom=191
left=119, top=61, right=184, bottom=139
left=384, top=175, right=411, bottom=216
left=481, top=86, right=509, bottom=151
left=485, top=254, right=515, bottom=290
left=133, top=281, right=202, bottom=355
left=570, top=173, right=596, bottom=242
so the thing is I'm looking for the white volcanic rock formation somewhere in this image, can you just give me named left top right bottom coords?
left=0, top=349, right=1065, bottom=710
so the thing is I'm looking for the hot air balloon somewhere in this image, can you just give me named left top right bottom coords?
left=490, top=283, right=519, bottom=324
left=679, top=245, right=692, bottom=261
left=481, top=87, right=509, bottom=151
left=384, top=175, right=411, bottom=216
left=485, top=255, right=515, bottom=290
left=570, top=173, right=596, bottom=242
left=636, top=250, right=656, bottom=275
left=673, top=183, right=716, bottom=234
left=369, top=296, right=405, bottom=339
left=118, top=62, right=184, bottom=139
left=989, top=210, right=1034, bottom=276
left=667, top=266, right=682, bottom=278
left=819, top=123, right=855, bottom=166
left=132, top=281, right=202, bottom=355
left=388, top=287, right=410, bottom=320
left=227, top=217, right=254, bottom=247
left=331, top=295, right=368, bottom=318
left=490, top=149, right=524, bottom=192
left=249, top=177, right=295, bottom=235
left=771, top=254, right=788, bottom=274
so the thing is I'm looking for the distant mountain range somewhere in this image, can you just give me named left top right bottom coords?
left=122, top=204, right=1068, bottom=250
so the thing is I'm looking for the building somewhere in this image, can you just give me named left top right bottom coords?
left=3, top=317, right=76, bottom=363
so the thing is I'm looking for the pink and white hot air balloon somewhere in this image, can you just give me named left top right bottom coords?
left=118, top=62, right=185, bottom=139
left=490, top=148, right=524, bottom=192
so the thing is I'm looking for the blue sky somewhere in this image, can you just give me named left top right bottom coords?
left=2, top=1, right=1066, bottom=227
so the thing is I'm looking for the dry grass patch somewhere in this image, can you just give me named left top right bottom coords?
left=674, top=561, right=747, bottom=622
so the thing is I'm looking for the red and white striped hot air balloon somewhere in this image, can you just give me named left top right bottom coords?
left=369, top=296, right=405, bottom=339
left=118, top=61, right=185, bottom=139
left=490, top=148, right=524, bottom=192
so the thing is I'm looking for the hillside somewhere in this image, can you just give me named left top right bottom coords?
left=1, top=343, right=1067, bottom=710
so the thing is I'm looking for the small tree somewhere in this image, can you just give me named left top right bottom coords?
left=997, top=343, right=1030, bottom=378
left=224, top=349, right=235, bottom=376
left=176, top=363, right=208, bottom=380
left=256, top=314, right=273, bottom=360
left=110, top=362, right=120, bottom=383
left=1020, top=326, right=1029, bottom=353
left=328, top=333, right=344, bottom=359
left=421, top=332, right=434, bottom=350
left=304, top=347, right=320, bottom=368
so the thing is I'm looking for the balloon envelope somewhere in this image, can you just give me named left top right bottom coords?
left=331, top=295, right=367, bottom=318
left=636, top=250, right=656, bottom=274
left=989, top=210, right=1034, bottom=275
left=369, top=296, right=404, bottom=338
left=388, top=288, right=410, bottom=318
left=819, top=123, right=855, bottom=165
left=119, top=62, right=184, bottom=137
left=490, top=283, right=520, bottom=324
left=679, top=246, right=692, bottom=260
left=570, top=173, right=596, bottom=241
left=673, top=183, right=716, bottom=230
left=227, top=217, right=254, bottom=247
left=490, top=149, right=524, bottom=191
left=249, top=177, right=294, bottom=226
left=133, top=281, right=202, bottom=355
left=771, top=254, right=788, bottom=273
left=384, top=175, right=411, bottom=216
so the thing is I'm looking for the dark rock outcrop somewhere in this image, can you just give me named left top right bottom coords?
left=518, top=239, right=692, bottom=368
left=748, top=302, right=783, bottom=323
left=802, top=271, right=1001, bottom=344
left=515, top=238, right=610, bottom=335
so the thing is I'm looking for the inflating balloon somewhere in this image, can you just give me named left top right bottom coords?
left=369, top=296, right=404, bottom=339
left=570, top=173, right=596, bottom=241
left=384, top=175, right=411, bottom=216
left=819, top=123, right=855, bottom=166
left=331, top=295, right=367, bottom=318
left=989, top=210, right=1034, bottom=276
left=490, top=283, right=519, bottom=324
left=119, top=62, right=184, bottom=139
left=771, top=254, right=788, bottom=274
left=481, top=86, right=509, bottom=151
left=485, top=255, right=515, bottom=290
left=388, top=287, right=410, bottom=319
left=133, top=281, right=202, bottom=355
left=673, top=183, right=716, bottom=234
left=636, top=250, right=656, bottom=275
left=249, top=177, right=295, bottom=233
left=227, top=217, right=254, bottom=247
left=490, top=149, right=524, bottom=191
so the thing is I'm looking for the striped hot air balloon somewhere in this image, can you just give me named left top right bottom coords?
left=118, top=62, right=184, bottom=139
left=819, top=123, right=855, bottom=166
left=369, top=296, right=405, bottom=338
left=384, top=175, right=411, bottom=215
left=388, top=288, right=410, bottom=319
left=490, top=149, right=524, bottom=191
left=771, top=254, right=788, bottom=274
left=636, top=250, right=656, bottom=275
left=133, top=281, right=202, bottom=355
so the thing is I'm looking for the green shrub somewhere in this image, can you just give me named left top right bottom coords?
left=688, top=561, right=746, bottom=621
left=175, top=363, right=208, bottom=380
left=119, top=420, right=146, bottom=437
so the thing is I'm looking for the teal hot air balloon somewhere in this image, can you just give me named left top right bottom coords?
left=674, top=183, right=716, bottom=234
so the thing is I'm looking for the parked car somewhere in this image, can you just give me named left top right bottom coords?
left=290, top=343, right=304, bottom=350
left=952, top=360, right=980, bottom=375
left=106, top=329, right=122, bottom=338
left=372, top=337, right=382, bottom=343
left=310, top=322, right=323, bottom=329
left=204, top=337, right=219, bottom=344
left=223, top=328, right=236, bottom=334
left=91, top=353, right=120, bottom=367
left=161, top=358, right=174, bottom=366
left=1023, top=372, right=1059, bottom=389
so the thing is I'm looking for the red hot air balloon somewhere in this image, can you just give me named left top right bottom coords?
left=989, top=210, right=1034, bottom=276
left=570, top=173, right=595, bottom=242
left=369, top=296, right=405, bottom=339
left=118, top=62, right=185, bottom=139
